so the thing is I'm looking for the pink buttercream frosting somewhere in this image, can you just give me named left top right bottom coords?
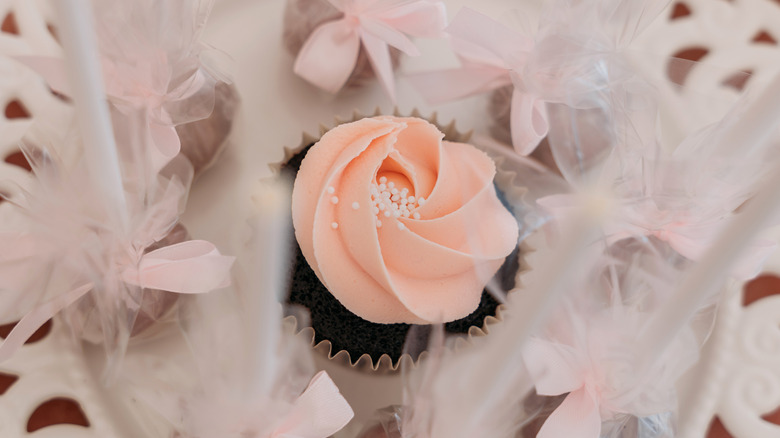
left=292, top=116, right=519, bottom=324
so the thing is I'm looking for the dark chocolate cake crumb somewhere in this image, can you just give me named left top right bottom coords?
left=282, top=140, right=520, bottom=365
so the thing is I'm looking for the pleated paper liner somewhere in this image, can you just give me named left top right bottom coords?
left=281, top=233, right=536, bottom=375
left=274, top=108, right=540, bottom=374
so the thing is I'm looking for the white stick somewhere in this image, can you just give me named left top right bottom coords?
left=54, top=0, right=127, bottom=227
left=247, top=178, right=291, bottom=398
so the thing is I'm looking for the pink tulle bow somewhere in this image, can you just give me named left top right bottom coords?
left=408, top=8, right=547, bottom=155
left=18, top=55, right=205, bottom=172
left=121, top=240, right=234, bottom=294
left=524, top=338, right=602, bottom=438
left=523, top=308, right=696, bottom=438
left=293, top=0, right=446, bottom=101
left=172, top=371, right=353, bottom=438
left=269, top=371, right=354, bottom=438
left=537, top=190, right=776, bottom=280
left=0, top=137, right=234, bottom=365
left=0, top=233, right=234, bottom=363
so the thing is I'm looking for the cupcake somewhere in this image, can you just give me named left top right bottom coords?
left=282, top=114, right=522, bottom=370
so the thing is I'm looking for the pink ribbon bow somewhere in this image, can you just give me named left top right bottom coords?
left=408, top=8, right=548, bottom=155
left=537, top=191, right=776, bottom=280
left=18, top=54, right=211, bottom=172
left=269, top=371, right=355, bottom=438
left=522, top=308, right=696, bottom=438
left=0, top=235, right=234, bottom=363
left=523, top=338, right=606, bottom=438
left=171, top=371, right=354, bottom=438
left=293, top=0, right=446, bottom=102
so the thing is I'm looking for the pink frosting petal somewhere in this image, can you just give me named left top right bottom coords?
left=408, top=141, right=518, bottom=257
left=293, top=118, right=400, bottom=280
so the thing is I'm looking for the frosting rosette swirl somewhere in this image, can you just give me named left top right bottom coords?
left=292, top=116, right=519, bottom=324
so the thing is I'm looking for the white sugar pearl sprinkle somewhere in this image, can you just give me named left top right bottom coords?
left=384, top=210, right=391, bottom=218
left=397, top=222, right=405, bottom=230
left=413, top=212, right=421, bottom=220
left=379, top=176, right=387, bottom=184
left=376, top=219, right=382, bottom=228
left=331, top=222, right=339, bottom=229
left=352, top=202, right=360, bottom=210
left=388, top=182, right=395, bottom=189
left=327, top=186, right=335, bottom=194
left=330, top=196, right=339, bottom=204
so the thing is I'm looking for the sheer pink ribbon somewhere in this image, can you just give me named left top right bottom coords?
left=523, top=338, right=604, bottom=438
left=0, top=237, right=234, bottom=362
left=163, top=371, right=353, bottom=437
left=17, top=56, right=204, bottom=171
left=408, top=8, right=548, bottom=155
left=293, top=0, right=446, bottom=102
left=269, top=371, right=354, bottom=438
left=538, top=194, right=776, bottom=279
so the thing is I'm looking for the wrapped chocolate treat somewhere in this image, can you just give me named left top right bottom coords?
left=176, top=81, right=239, bottom=176
left=283, top=0, right=446, bottom=101
left=22, top=0, right=234, bottom=177
left=410, top=0, right=670, bottom=157
left=0, top=109, right=234, bottom=377
left=68, top=223, right=191, bottom=344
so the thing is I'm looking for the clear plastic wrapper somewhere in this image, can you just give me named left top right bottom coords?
left=20, top=0, right=234, bottom=175
left=542, top=65, right=777, bottom=280
left=520, top=243, right=702, bottom=438
left=0, top=109, right=234, bottom=379
left=409, top=0, right=671, bottom=156
left=175, top=81, right=239, bottom=176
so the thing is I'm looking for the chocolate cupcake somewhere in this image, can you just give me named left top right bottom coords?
left=279, top=111, right=526, bottom=372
